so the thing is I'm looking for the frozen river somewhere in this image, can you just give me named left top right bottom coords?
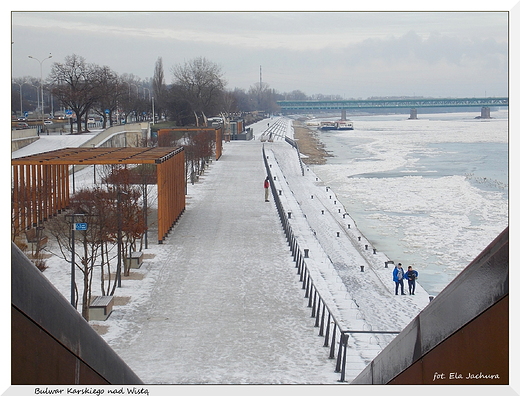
left=309, top=110, right=508, bottom=295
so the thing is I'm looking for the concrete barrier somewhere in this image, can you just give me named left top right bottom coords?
left=11, top=243, right=142, bottom=384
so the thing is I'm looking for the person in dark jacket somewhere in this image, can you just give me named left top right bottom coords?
left=404, top=265, right=419, bottom=295
left=393, top=263, right=405, bottom=295
left=264, top=176, right=270, bottom=202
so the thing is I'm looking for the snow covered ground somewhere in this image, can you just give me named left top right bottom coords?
left=7, top=118, right=515, bottom=394
left=12, top=130, right=101, bottom=159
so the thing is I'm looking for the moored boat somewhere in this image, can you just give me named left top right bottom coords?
left=319, top=121, right=337, bottom=130
left=336, top=120, right=354, bottom=130
left=319, top=120, right=354, bottom=130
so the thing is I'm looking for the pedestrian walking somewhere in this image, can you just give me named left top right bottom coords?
left=393, top=263, right=405, bottom=295
left=264, top=176, right=270, bottom=202
left=404, top=265, right=419, bottom=295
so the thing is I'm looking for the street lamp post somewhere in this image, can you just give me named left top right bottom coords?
left=65, top=213, right=85, bottom=308
left=117, top=191, right=122, bottom=288
left=28, top=53, right=52, bottom=132
left=152, top=96, right=155, bottom=125
left=116, top=189, right=129, bottom=288
left=12, top=80, right=26, bottom=117
left=28, top=83, right=40, bottom=114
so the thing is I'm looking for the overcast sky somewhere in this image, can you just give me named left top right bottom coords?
left=10, top=7, right=511, bottom=99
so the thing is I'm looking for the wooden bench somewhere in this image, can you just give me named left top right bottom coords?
left=125, top=251, right=144, bottom=269
left=25, top=228, right=48, bottom=248
left=89, top=296, right=114, bottom=321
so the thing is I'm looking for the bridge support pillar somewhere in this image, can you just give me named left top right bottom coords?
left=341, top=109, right=347, bottom=120
left=480, top=106, right=491, bottom=119
left=408, top=108, right=418, bottom=120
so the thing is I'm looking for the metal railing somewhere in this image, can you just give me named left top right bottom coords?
left=263, top=143, right=351, bottom=381
left=284, top=136, right=305, bottom=176
left=259, top=117, right=288, bottom=142
left=263, top=142, right=401, bottom=382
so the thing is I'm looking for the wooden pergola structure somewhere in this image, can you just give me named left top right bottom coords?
left=11, top=147, right=185, bottom=244
left=157, top=127, right=223, bottom=160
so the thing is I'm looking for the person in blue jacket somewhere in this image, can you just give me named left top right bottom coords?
left=404, top=265, right=419, bottom=295
left=393, top=263, right=405, bottom=295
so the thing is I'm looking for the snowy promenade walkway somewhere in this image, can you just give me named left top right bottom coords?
left=104, top=121, right=342, bottom=384
left=13, top=117, right=430, bottom=385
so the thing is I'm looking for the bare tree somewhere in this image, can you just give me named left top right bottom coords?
left=172, top=57, right=226, bottom=120
left=163, top=83, right=193, bottom=125
left=153, top=57, right=166, bottom=121
left=118, top=73, right=142, bottom=124
left=183, top=130, right=215, bottom=184
left=49, top=54, right=101, bottom=133
left=91, top=65, right=121, bottom=128
left=248, top=82, right=280, bottom=113
left=102, top=165, right=146, bottom=282
left=45, top=188, right=108, bottom=320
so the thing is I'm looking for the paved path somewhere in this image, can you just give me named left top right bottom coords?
left=108, top=136, right=340, bottom=384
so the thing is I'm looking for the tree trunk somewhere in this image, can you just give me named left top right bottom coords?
left=81, top=259, right=90, bottom=321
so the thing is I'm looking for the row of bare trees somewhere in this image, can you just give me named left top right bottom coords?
left=43, top=165, right=152, bottom=321
left=48, top=54, right=151, bottom=133
left=12, top=54, right=312, bottom=128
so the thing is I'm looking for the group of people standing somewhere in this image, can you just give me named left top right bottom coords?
left=393, top=263, right=419, bottom=295
left=264, top=176, right=420, bottom=297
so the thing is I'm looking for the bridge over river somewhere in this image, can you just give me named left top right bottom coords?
left=277, top=97, right=508, bottom=119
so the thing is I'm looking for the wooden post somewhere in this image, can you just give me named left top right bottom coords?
left=64, top=164, right=70, bottom=208
left=156, top=160, right=164, bottom=243
left=42, top=165, right=49, bottom=221
left=12, top=165, right=19, bottom=233
left=20, top=165, right=26, bottom=230
left=30, top=165, right=37, bottom=227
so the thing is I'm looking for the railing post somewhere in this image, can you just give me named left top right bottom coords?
left=319, top=304, right=326, bottom=336
left=313, top=295, right=320, bottom=323
left=324, top=312, right=331, bottom=346
left=310, top=287, right=316, bottom=312
left=339, top=333, right=349, bottom=382
left=335, top=332, right=343, bottom=373
left=329, top=322, right=337, bottom=359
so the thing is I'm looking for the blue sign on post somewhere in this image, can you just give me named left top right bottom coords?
left=75, top=223, right=88, bottom=231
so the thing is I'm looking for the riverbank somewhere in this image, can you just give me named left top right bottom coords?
left=292, top=119, right=331, bottom=165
